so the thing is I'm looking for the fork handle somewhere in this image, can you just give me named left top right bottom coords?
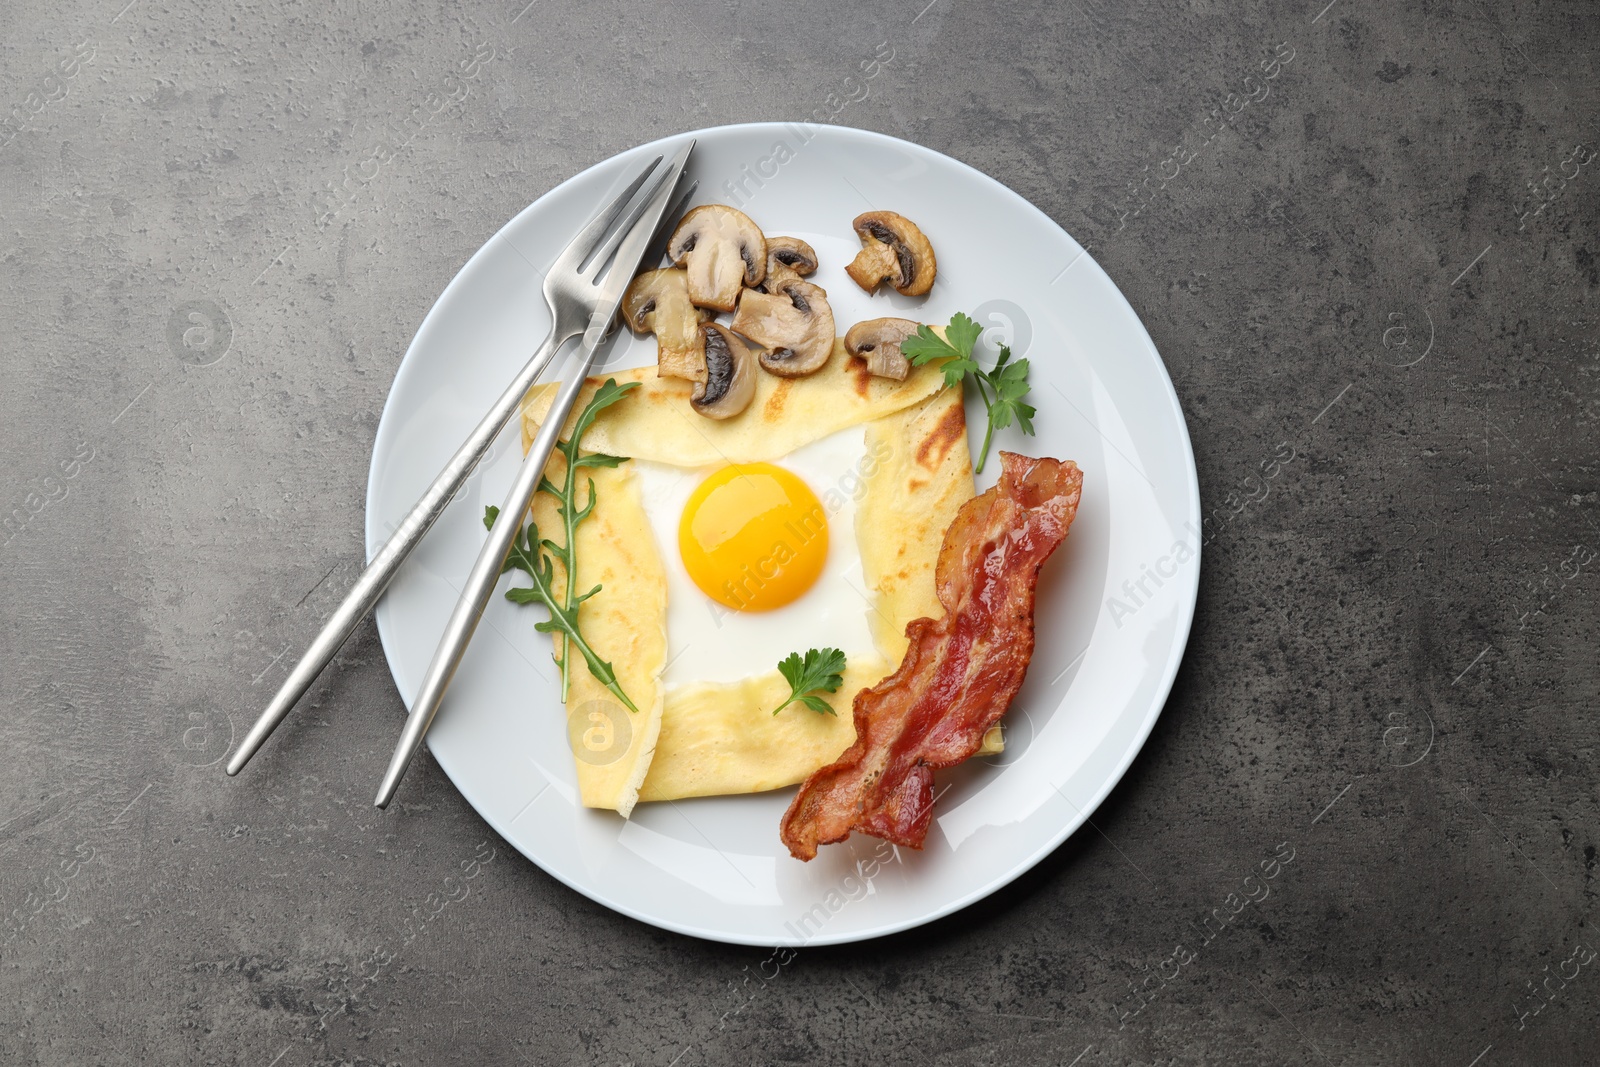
left=225, top=328, right=569, bottom=776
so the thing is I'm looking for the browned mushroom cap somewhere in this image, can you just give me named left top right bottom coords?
left=844, top=317, right=920, bottom=381
left=622, top=269, right=713, bottom=381
left=730, top=280, right=836, bottom=378
left=844, top=211, right=936, bottom=296
left=759, top=236, right=819, bottom=292
left=666, top=205, right=767, bottom=312
left=691, top=323, right=757, bottom=419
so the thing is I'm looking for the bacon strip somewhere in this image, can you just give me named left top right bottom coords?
left=780, top=452, right=1084, bottom=860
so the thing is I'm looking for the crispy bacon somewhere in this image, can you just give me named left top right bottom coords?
left=780, top=452, right=1084, bottom=860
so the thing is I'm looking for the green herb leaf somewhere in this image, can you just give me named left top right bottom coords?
left=908, top=317, right=1037, bottom=474
left=978, top=348, right=1035, bottom=464
left=901, top=324, right=958, bottom=364
left=944, top=311, right=982, bottom=358
left=570, top=378, right=639, bottom=443
left=574, top=451, right=628, bottom=470
left=772, top=647, right=847, bottom=716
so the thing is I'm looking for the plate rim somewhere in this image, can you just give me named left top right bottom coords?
left=365, top=121, right=1201, bottom=946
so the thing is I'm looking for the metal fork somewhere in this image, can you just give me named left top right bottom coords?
left=372, top=138, right=696, bottom=807
left=226, top=145, right=689, bottom=777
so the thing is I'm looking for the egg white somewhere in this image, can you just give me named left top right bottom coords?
left=631, top=426, right=879, bottom=688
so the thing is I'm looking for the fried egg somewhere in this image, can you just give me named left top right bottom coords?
left=631, top=428, right=879, bottom=688
left=678, top=462, right=828, bottom=613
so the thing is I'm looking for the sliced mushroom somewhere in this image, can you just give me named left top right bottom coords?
left=691, top=323, right=757, bottom=420
left=844, top=317, right=920, bottom=381
left=622, top=269, right=713, bottom=381
left=758, top=236, right=818, bottom=292
left=730, top=279, right=836, bottom=378
left=666, top=205, right=767, bottom=312
left=844, top=210, right=936, bottom=296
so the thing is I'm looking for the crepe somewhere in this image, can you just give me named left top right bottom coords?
left=521, top=353, right=997, bottom=811
left=857, top=384, right=979, bottom=664
left=636, top=657, right=891, bottom=801
left=527, top=457, right=666, bottom=818
left=520, top=340, right=947, bottom=467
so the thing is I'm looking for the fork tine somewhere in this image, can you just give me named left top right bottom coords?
left=549, top=153, right=662, bottom=276
left=574, top=157, right=682, bottom=279
left=585, top=176, right=698, bottom=290
left=591, top=140, right=695, bottom=310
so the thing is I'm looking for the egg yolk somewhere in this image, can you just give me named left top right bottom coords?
left=678, top=463, right=828, bottom=612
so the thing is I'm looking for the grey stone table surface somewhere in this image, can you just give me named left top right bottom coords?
left=1, top=0, right=1596, bottom=1063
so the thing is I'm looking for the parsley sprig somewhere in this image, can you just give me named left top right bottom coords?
left=901, top=311, right=1036, bottom=474
left=772, top=648, right=847, bottom=716
left=484, top=377, right=640, bottom=712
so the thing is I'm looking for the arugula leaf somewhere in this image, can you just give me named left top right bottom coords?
left=575, top=452, right=628, bottom=470
left=903, top=313, right=1036, bottom=474
left=533, top=378, right=640, bottom=701
left=485, top=377, right=643, bottom=713
left=772, top=647, right=847, bottom=716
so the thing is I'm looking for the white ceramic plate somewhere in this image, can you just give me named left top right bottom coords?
left=367, top=124, right=1199, bottom=946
